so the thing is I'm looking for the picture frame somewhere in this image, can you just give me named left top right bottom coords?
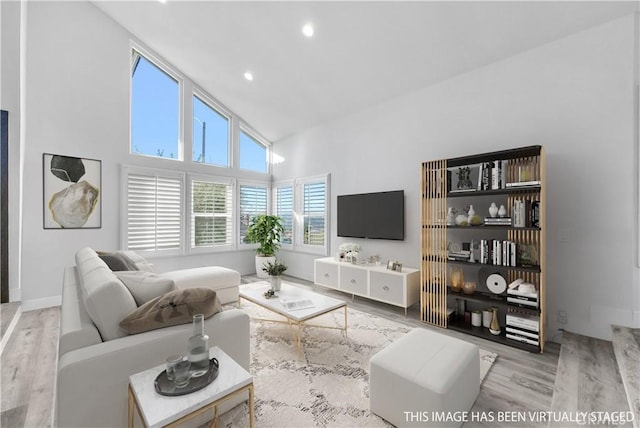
left=43, top=153, right=101, bottom=229
left=386, top=260, right=395, bottom=270
left=386, top=260, right=403, bottom=272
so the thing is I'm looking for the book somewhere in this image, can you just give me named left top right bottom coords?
left=506, top=313, right=539, bottom=331
left=279, top=298, right=315, bottom=311
left=506, top=180, right=541, bottom=188
left=449, top=188, right=477, bottom=193
left=506, top=326, right=540, bottom=340
left=507, top=297, right=539, bottom=308
left=506, top=333, right=539, bottom=346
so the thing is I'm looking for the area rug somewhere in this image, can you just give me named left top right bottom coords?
left=217, top=282, right=497, bottom=427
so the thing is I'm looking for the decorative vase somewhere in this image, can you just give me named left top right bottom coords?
left=450, top=268, right=464, bottom=293
left=489, top=307, right=501, bottom=335
left=270, top=275, right=282, bottom=292
left=471, top=310, right=482, bottom=327
left=455, top=214, right=468, bottom=226
left=463, top=281, right=476, bottom=295
left=446, top=207, right=455, bottom=226
left=489, top=202, right=498, bottom=218
left=498, top=204, right=507, bottom=218
left=188, top=314, right=210, bottom=377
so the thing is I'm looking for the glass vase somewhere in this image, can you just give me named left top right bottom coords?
left=188, top=314, right=210, bottom=377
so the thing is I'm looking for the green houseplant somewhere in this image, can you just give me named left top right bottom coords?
left=245, top=215, right=284, bottom=278
left=262, top=259, right=287, bottom=292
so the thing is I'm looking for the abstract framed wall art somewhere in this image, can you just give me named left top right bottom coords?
left=43, top=153, right=101, bottom=229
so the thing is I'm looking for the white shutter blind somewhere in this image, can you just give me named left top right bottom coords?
left=275, top=186, right=293, bottom=245
left=191, top=180, right=233, bottom=248
left=239, top=185, right=267, bottom=244
left=126, top=173, right=183, bottom=252
left=303, top=182, right=325, bottom=246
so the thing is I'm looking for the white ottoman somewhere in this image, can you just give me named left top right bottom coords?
left=369, top=328, right=480, bottom=427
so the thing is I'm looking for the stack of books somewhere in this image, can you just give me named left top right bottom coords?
left=507, top=284, right=539, bottom=309
left=484, top=217, right=512, bottom=226
left=512, top=200, right=541, bottom=228
left=479, top=239, right=517, bottom=266
left=447, top=250, right=470, bottom=262
left=477, top=160, right=508, bottom=190
left=506, top=311, right=540, bottom=346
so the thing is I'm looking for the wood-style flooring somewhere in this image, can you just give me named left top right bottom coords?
left=0, top=275, right=633, bottom=428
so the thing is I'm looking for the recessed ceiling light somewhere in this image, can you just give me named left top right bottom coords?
left=158, top=0, right=167, bottom=3
left=302, top=23, right=314, bottom=38
left=244, top=72, right=254, bottom=81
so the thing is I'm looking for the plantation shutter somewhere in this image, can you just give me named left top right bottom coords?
left=303, top=181, right=325, bottom=246
left=126, top=172, right=183, bottom=253
left=191, top=179, right=233, bottom=248
left=239, top=185, right=268, bottom=244
left=275, top=186, right=293, bottom=245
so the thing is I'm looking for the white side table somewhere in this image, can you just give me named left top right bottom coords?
left=128, top=346, right=254, bottom=428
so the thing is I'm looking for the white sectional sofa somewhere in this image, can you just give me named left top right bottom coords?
left=56, top=247, right=249, bottom=428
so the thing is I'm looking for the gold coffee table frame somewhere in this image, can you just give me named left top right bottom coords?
left=239, top=283, right=348, bottom=358
left=128, top=382, right=254, bottom=428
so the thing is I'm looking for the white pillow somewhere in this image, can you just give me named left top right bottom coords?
left=115, top=271, right=176, bottom=306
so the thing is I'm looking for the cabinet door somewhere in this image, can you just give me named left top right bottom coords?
left=315, top=261, right=339, bottom=288
left=370, top=271, right=404, bottom=306
left=339, top=266, right=368, bottom=296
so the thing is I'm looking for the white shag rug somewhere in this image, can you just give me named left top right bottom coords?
left=217, top=282, right=497, bottom=427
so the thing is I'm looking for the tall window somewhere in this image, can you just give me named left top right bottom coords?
left=131, top=52, right=180, bottom=159
left=239, top=130, right=268, bottom=173
left=239, top=184, right=268, bottom=244
left=192, top=95, right=229, bottom=167
left=302, top=181, right=326, bottom=246
left=124, top=168, right=183, bottom=255
left=190, top=178, right=233, bottom=250
left=274, top=184, right=293, bottom=246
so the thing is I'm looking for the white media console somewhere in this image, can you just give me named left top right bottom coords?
left=313, top=257, right=420, bottom=316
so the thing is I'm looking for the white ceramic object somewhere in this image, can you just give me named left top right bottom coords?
left=489, top=202, right=498, bottom=218
left=498, top=204, right=507, bottom=218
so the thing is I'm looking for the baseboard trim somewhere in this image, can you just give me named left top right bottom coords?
left=0, top=305, right=21, bottom=355
left=21, top=295, right=61, bottom=312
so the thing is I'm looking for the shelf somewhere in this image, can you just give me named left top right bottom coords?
left=447, top=318, right=540, bottom=352
left=446, top=287, right=541, bottom=314
left=447, top=185, right=540, bottom=198
left=445, top=259, right=541, bottom=273
left=447, top=225, right=541, bottom=231
left=446, top=145, right=542, bottom=167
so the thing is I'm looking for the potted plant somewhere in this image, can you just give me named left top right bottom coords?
left=245, top=214, right=284, bottom=278
left=262, top=259, right=287, bottom=292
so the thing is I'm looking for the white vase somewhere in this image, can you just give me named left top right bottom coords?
left=467, top=205, right=476, bottom=223
left=498, top=204, right=507, bottom=218
left=489, top=202, right=498, bottom=218
left=270, top=275, right=282, bottom=292
left=255, top=255, right=276, bottom=279
left=446, top=207, right=455, bottom=225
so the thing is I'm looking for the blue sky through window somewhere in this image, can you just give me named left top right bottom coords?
left=193, top=96, right=229, bottom=166
left=131, top=56, right=179, bottom=159
left=132, top=52, right=269, bottom=172
left=240, top=131, right=267, bottom=173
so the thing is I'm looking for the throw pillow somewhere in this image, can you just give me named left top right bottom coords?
left=115, top=271, right=176, bottom=306
left=97, top=252, right=139, bottom=272
left=118, top=250, right=156, bottom=273
left=119, top=288, right=222, bottom=335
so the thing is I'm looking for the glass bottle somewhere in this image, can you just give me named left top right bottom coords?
left=188, top=314, right=210, bottom=377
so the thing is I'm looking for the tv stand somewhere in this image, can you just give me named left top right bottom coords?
left=313, top=257, right=420, bottom=316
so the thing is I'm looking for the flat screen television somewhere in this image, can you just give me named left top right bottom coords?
left=337, top=190, right=404, bottom=240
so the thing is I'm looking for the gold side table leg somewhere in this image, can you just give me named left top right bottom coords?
left=128, top=384, right=134, bottom=428
left=248, top=383, right=255, bottom=428
left=344, top=306, right=348, bottom=338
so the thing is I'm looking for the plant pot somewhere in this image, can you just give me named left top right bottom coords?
left=255, top=255, right=276, bottom=279
left=270, top=275, right=282, bottom=292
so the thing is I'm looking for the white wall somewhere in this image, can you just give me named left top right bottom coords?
left=18, top=2, right=254, bottom=310
left=274, top=14, right=640, bottom=340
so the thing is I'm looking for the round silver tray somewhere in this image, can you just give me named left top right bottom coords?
left=154, top=357, right=219, bottom=397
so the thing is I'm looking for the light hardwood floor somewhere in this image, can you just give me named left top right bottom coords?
left=0, top=275, right=632, bottom=428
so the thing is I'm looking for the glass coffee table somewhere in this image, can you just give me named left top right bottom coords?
left=239, top=282, right=348, bottom=357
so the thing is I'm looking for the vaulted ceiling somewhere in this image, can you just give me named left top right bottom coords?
left=93, top=1, right=639, bottom=142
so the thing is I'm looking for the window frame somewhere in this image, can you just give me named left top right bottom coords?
left=191, top=89, right=232, bottom=168
left=130, top=44, right=184, bottom=162
left=238, top=125, right=271, bottom=175
left=237, top=180, right=271, bottom=250
left=187, top=174, right=236, bottom=254
left=121, top=165, right=185, bottom=258
left=272, top=180, right=295, bottom=251
left=294, top=174, right=330, bottom=256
